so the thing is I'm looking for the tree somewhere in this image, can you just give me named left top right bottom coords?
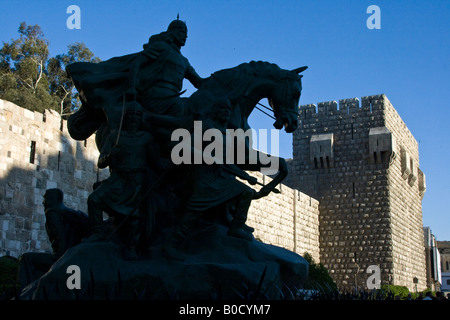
left=0, top=22, right=100, bottom=115
left=48, top=42, right=100, bottom=116
left=0, top=22, right=55, bottom=112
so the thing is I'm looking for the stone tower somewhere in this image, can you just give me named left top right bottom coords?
left=287, top=94, right=427, bottom=291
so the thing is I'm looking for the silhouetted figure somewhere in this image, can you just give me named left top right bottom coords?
left=18, top=188, right=90, bottom=290
left=44, top=188, right=91, bottom=257
left=87, top=102, right=169, bottom=259
left=128, top=17, right=205, bottom=116
left=164, top=98, right=258, bottom=259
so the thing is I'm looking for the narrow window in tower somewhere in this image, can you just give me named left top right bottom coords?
left=29, top=141, right=36, bottom=164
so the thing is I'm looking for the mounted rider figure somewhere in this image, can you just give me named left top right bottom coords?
left=127, top=17, right=205, bottom=116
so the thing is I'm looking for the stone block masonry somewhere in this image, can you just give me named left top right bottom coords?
left=0, top=99, right=321, bottom=263
left=0, top=99, right=109, bottom=257
left=287, top=94, right=427, bottom=292
left=246, top=172, right=320, bottom=262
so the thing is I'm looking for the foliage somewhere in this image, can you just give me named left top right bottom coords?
left=0, top=22, right=100, bottom=115
left=303, top=252, right=338, bottom=293
left=48, top=42, right=101, bottom=116
left=375, top=284, right=410, bottom=300
left=0, top=256, right=19, bottom=300
left=0, top=255, right=19, bottom=282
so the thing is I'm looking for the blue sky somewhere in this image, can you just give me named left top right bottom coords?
left=1, top=0, right=449, bottom=240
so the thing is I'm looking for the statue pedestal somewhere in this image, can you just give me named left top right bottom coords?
left=22, top=223, right=308, bottom=300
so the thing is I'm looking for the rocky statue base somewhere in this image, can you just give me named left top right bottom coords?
left=21, top=222, right=308, bottom=300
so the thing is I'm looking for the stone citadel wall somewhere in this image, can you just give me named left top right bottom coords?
left=0, top=99, right=321, bottom=262
left=286, top=94, right=427, bottom=291
left=247, top=172, right=320, bottom=262
left=0, top=99, right=109, bottom=256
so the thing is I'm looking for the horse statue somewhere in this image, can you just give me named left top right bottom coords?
left=65, top=59, right=307, bottom=249
left=183, top=61, right=306, bottom=192
left=67, top=60, right=306, bottom=192
left=20, top=16, right=313, bottom=298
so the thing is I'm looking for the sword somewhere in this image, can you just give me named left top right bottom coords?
left=219, top=164, right=280, bottom=194
left=192, top=148, right=281, bottom=194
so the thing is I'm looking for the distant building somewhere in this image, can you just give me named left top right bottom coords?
left=424, top=227, right=441, bottom=291
left=437, top=241, right=450, bottom=292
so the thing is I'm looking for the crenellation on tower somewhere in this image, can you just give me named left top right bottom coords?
left=298, top=103, right=318, bottom=120
left=317, top=100, right=337, bottom=115
left=338, top=97, right=360, bottom=114
left=299, top=95, right=389, bottom=121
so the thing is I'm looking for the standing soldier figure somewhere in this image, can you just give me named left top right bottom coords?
left=87, top=102, right=167, bottom=259
left=164, top=98, right=259, bottom=259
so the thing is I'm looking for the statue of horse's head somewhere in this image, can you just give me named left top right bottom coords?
left=187, top=61, right=307, bottom=134
left=268, top=65, right=307, bottom=133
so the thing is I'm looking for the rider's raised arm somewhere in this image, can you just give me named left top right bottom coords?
left=185, top=62, right=205, bottom=89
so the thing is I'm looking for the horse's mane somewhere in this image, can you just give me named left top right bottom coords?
left=189, top=60, right=299, bottom=116
left=210, top=60, right=294, bottom=85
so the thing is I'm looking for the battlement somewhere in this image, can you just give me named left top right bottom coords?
left=299, top=94, right=387, bottom=119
